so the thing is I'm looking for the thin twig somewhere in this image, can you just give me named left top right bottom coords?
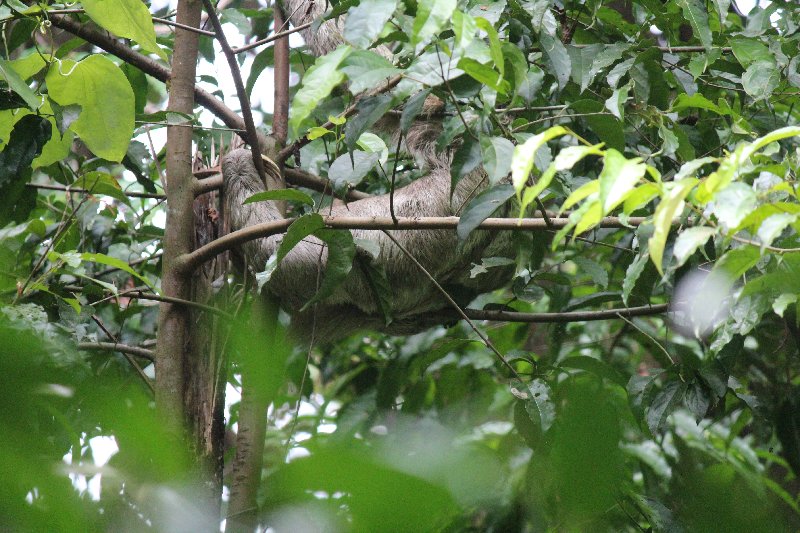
left=465, top=303, right=669, bottom=323
left=27, top=182, right=165, bottom=199
left=389, top=132, right=403, bottom=224
left=381, top=230, right=522, bottom=380
left=78, top=341, right=156, bottom=362
left=233, top=21, right=313, bottom=54
left=202, top=0, right=268, bottom=184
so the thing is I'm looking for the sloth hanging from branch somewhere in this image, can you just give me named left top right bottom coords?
left=222, top=0, right=529, bottom=343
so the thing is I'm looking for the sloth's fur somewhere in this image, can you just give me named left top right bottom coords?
left=222, top=1, right=515, bottom=342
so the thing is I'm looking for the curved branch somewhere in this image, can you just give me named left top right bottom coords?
left=178, top=215, right=653, bottom=273
left=78, top=341, right=155, bottom=361
left=48, top=14, right=245, bottom=136
left=463, top=303, right=669, bottom=323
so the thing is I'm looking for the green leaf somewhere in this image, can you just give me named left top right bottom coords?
left=572, top=256, right=608, bottom=289
left=344, top=94, right=394, bottom=153
left=457, top=184, right=514, bottom=240
left=671, top=93, right=726, bottom=115
left=244, top=189, right=315, bottom=206
left=73, top=171, right=131, bottom=206
left=0, top=114, right=50, bottom=226
left=675, top=0, right=712, bottom=51
left=560, top=356, right=627, bottom=387
left=757, top=213, right=797, bottom=250
left=604, top=81, right=631, bottom=120
left=46, top=56, right=134, bottom=162
left=730, top=37, right=772, bottom=68
left=510, top=125, right=569, bottom=193
left=82, top=0, right=167, bottom=60
left=713, top=246, right=760, bottom=286
left=646, top=380, right=686, bottom=434
left=622, top=253, right=649, bottom=305
left=475, top=17, right=503, bottom=77
left=344, top=0, right=397, bottom=49
left=0, top=59, right=38, bottom=109
left=540, top=32, right=571, bottom=89
left=400, top=89, right=431, bottom=133
left=520, top=378, right=555, bottom=432
left=742, top=60, right=780, bottom=100
left=301, top=229, right=356, bottom=310
left=451, top=136, right=482, bottom=191
left=80, top=252, right=153, bottom=288
left=328, top=150, right=381, bottom=190
left=341, top=50, right=401, bottom=94
left=290, top=46, right=351, bottom=135
left=277, top=214, right=326, bottom=263
left=480, top=136, right=514, bottom=185
left=648, top=178, right=698, bottom=275
left=598, top=149, right=647, bottom=214
left=711, top=182, right=757, bottom=230
left=452, top=10, right=477, bottom=53
left=673, top=226, right=716, bottom=267
left=412, top=0, right=457, bottom=48
left=456, top=58, right=509, bottom=94
left=585, top=44, right=631, bottom=92
left=522, top=144, right=604, bottom=213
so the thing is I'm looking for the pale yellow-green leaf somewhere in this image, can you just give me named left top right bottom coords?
left=46, top=56, right=134, bottom=162
left=510, top=125, right=569, bottom=193
left=290, top=47, right=351, bottom=135
left=82, top=0, right=167, bottom=60
left=648, top=178, right=698, bottom=275
left=598, top=149, right=646, bottom=214
left=562, top=179, right=599, bottom=211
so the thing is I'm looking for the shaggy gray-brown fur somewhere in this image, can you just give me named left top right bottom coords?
left=222, top=0, right=515, bottom=342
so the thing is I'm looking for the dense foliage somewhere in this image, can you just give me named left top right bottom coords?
left=2, top=0, right=800, bottom=530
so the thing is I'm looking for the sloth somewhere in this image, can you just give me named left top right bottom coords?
left=221, top=0, right=517, bottom=343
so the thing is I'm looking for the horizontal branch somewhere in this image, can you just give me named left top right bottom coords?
left=178, top=215, right=652, bottom=273
left=78, top=341, right=155, bottom=361
left=28, top=182, right=165, bottom=199
left=463, top=303, right=669, bottom=323
left=193, top=168, right=370, bottom=200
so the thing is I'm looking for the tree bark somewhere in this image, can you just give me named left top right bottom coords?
left=155, top=0, right=202, bottom=464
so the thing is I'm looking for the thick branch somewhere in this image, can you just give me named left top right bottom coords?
left=179, top=215, right=654, bottom=273
left=463, top=303, right=669, bottom=323
left=193, top=168, right=370, bottom=200
left=78, top=342, right=155, bottom=362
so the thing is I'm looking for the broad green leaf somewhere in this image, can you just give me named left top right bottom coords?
left=344, top=94, right=394, bottom=153
left=412, top=0, right=457, bottom=48
left=598, top=149, right=646, bottom=214
left=344, top=0, right=397, bottom=49
left=475, top=17, right=503, bottom=77
left=648, top=178, right=698, bottom=275
left=540, top=32, right=571, bottom=89
left=562, top=179, right=599, bottom=211
left=400, top=89, right=431, bottom=133
left=9, top=52, right=47, bottom=81
left=560, top=356, right=627, bottom=387
left=457, top=184, right=514, bottom=240
left=567, top=44, right=601, bottom=93
left=521, top=379, right=555, bottom=432
left=623, top=183, right=660, bottom=214
left=738, top=126, right=800, bottom=162
left=742, top=60, right=780, bottom=100
left=0, top=114, right=51, bottom=226
left=673, top=226, right=716, bottom=267
left=671, top=93, right=725, bottom=115
left=451, top=136, right=482, bottom=191
left=730, top=37, right=772, bottom=68
left=80, top=252, right=153, bottom=288
left=674, top=156, right=717, bottom=181
left=773, top=294, right=797, bottom=317
left=357, top=132, right=389, bottom=165
left=647, top=381, right=686, bottom=434
left=585, top=44, right=631, bottom=92
left=573, top=201, right=603, bottom=236
left=301, top=228, right=356, bottom=310
left=341, top=50, right=401, bottom=94
left=46, top=56, right=134, bottom=162
left=452, top=10, right=477, bottom=53
left=622, top=253, right=649, bottom=305
left=73, top=171, right=131, bottom=206
left=713, top=246, right=760, bottom=284
left=480, top=136, right=514, bottom=185
left=675, top=0, right=712, bottom=50
left=604, top=81, right=631, bottom=120
left=277, top=214, right=325, bottom=263
left=710, top=183, right=757, bottom=230
left=0, top=59, right=38, bottom=109
left=756, top=213, right=797, bottom=250
left=572, top=256, right=608, bottom=289
left=82, top=0, right=167, bottom=60
left=328, top=150, right=381, bottom=190
left=307, top=126, right=333, bottom=140
left=244, top=189, right=315, bottom=206
left=457, top=58, right=509, bottom=94
left=510, top=125, right=568, bottom=193
left=290, top=46, right=351, bottom=135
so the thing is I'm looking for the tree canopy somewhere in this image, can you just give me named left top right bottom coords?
left=2, top=0, right=800, bottom=531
